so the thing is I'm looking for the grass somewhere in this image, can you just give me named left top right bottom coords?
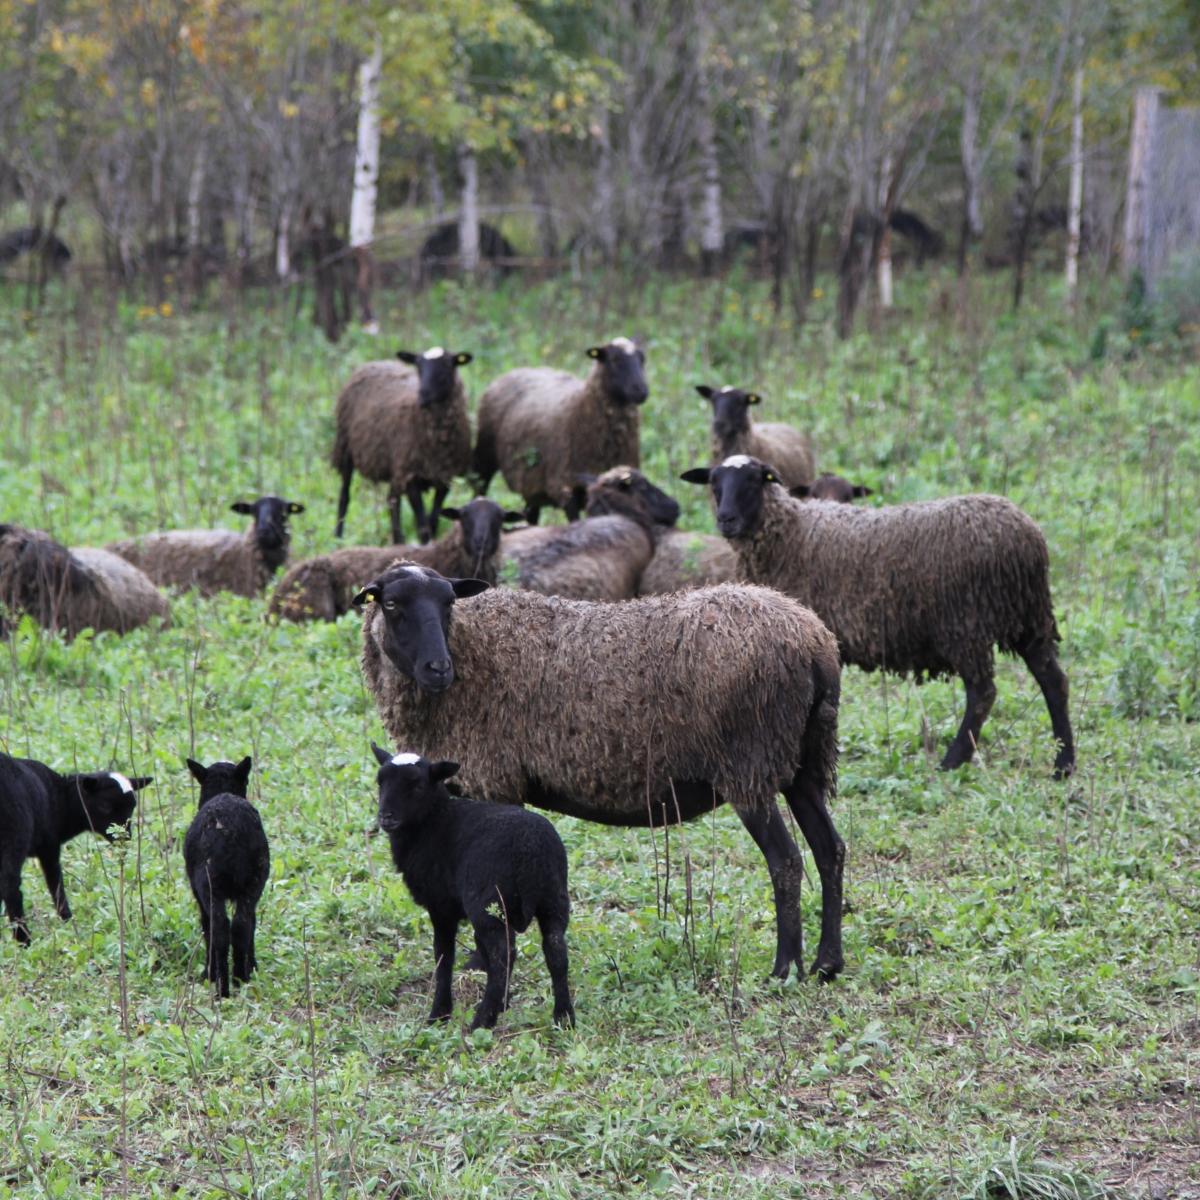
left=0, top=264, right=1198, bottom=1199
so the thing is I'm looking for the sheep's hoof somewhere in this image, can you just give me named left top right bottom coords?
left=553, top=1005, right=576, bottom=1028
left=809, top=955, right=843, bottom=982
left=13, top=926, right=31, bottom=947
left=427, top=1008, right=452, bottom=1024
left=1053, top=761, right=1075, bottom=781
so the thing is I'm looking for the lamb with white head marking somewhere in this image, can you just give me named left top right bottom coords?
left=371, top=744, right=574, bottom=1030
left=473, top=337, right=648, bottom=524
left=682, top=455, right=1074, bottom=776
left=0, top=752, right=150, bottom=943
left=698, top=385, right=815, bottom=490
left=332, top=346, right=473, bottom=544
left=353, top=561, right=845, bottom=981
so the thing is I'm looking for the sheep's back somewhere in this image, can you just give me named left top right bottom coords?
left=502, top=515, right=652, bottom=600
left=72, top=547, right=170, bottom=631
left=638, top=530, right=738, bottom=595
left=107, top=529, right=256, bottom=597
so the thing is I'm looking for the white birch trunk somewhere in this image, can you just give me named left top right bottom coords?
left=1065, top=45, right=1084, bottom=306
left=1122, top=87, right=1160, bottom=279
left=186, top=142, right=207, bottom=253
left=595, top=109, right=617, bottom=262
left=349, top=37, right=382, bottom=252
left=877, top=153, right=894, bottom=309
left=276, top=204, right=291, bottom=280
left=457, top=144, right=480, bottom=274
left=695, top=6, right=723, bottom=271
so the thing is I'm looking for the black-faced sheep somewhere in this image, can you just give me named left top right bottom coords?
left=682, top=456, right=1075, bottom=776
left=698, top=385, right=815, bottom=489
left=183, top=755, right=268, bottom=999
left=107, top=496, right=304, bottom=598
left=332, top=347, right=473, bottom=544
left=268, top=499, right=522, bottom=623
left=473, top=337, right=648, bottom=524
left=0, top=523, right=170, bottom=638
left=0, top=753, right=150, bottom=943
left=792, top=474, right=873, bottom=503
left=353, top=563, right=845, bottom=981
left=371, top=745, right=574, bottom=1030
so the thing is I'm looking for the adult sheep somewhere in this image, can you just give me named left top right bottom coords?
left=698, top=385, right=814, bottom=490
left=793, top=474, right=873, bottom=503
left=0, top=524, right=169, bottom=638
left=352, top=563, right=846, bottom=981
left=682, top=456, right=1074, bottom=776
left=108, top=496, right=304, bottom=598
left=473, top=337, right=648, bottom=524
left=332, top=346, right=473, bottom=544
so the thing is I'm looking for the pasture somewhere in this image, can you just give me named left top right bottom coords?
left=1, top=270, right=1198, bottom=1198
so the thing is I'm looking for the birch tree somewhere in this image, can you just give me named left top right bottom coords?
left=349, top=35, right=382, bottom=331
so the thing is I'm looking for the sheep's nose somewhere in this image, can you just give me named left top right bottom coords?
left=424, top=658, right=452, bottom=679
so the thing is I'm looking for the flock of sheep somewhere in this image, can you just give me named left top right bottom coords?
left=0, top=335, right=1075, bottom=1029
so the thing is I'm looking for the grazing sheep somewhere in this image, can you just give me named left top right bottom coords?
left=269, top=499, right=521, bottom=622
left=0, top=524, right=170, bottom=638
left=698, top=385, right=815, bottom=489
left=0, top=753, right=150, bottom=943
left=473, top=337, right=648, bottom=524
left=107, top=496, right=304, bottom=598
left=332, top=347, right=473, bottom=544
left=371, top=745, right=574, bottom=1030
left=353, top=563, right=846, bottom=981
left=792, top=474, right=873, bottom=503
left=682, top=456, right=1074, bottom=776
left=184, top=755, right=268, bottom=998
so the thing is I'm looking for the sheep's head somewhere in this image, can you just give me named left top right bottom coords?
left=441, top=499, right=523, bottom=579
left=73, top=771, right=152, bottom=841
left=583, top=467, right=680, bottom=528
left=586, top=336, right=648, bottom=406
left=680, top=455, right=783, bottom=540
left=352, top=564, right=490, bottom=694
left=791, top=474, right=873, bottom=504
left=231, top=496, right=305, bottom=558
left=186, top=755, right=252, bottom=806
left=396, top=346, right=472, bottom=409
left=371, top=744, right=460, bottom=831
left=696, top=385, right=761, bottom=444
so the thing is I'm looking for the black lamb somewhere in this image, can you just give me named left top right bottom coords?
left=372, top=744, right=574, bottom=1031
left=183, top=756, right=269, bottom=998
left=0, top=752, right=150, bottom=944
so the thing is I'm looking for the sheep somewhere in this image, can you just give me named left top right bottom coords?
left=792, top=474, right=873, bottom=504
left=352, top=563, right=846, bottom=981
left=698, top=385, right=815, bottom=489
left=371, top=745, right=574, bottom=1030
left=473, top=336, right=648, bottom=524
left=331, top=347, right=473, bottom=544
left=0, top=524, right=170, bottom=638
left=0, top=752, right=150, bottom=943
left=268, top=499, right=521, bottom=623
left=183, top=755, right=269, bottom=998
left=107, top=496, right=304, bottom=598
left=682, top=455, right=1075, bottom=776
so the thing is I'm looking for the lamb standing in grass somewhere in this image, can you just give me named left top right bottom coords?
left=353, top=563, right=845, bottom=981
left=371, top=745, right=574, bottom=1030
left=698, top=385, right=814, bottom=489
left=682, top=455, right=1074, bottom=775
left=332, top=347, right=473, bottom=544
left=0, top=752, right=150, bottom=943
left=107, top=496, right=304, bottom=598
left=183, top=755, right=269, bottom=999
left=473, top=337, right=648, bottom=524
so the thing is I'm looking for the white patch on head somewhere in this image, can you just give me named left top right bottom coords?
left=424, top=346, right=445, bottom=359
left=109, top=772, right=134, bottom=795
left=390, top=753, right=422, bottom=767
left=723, top=455, right=754, bottom=469
left=720, top=385, right=734, bottom=394
left=611, top=336, right=636, bottom=353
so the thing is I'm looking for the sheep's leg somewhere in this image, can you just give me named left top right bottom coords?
left=941, top=670, right=997, bottom=770
left=428, top=913, right=458, bottom=1022
left=387, top=488, right=405, bottom=545
left=231, top=900, right=255, bottom=984
left=524, top=501, right=542, bottom=526
left=469, top=918, right=512, bottom=1030
left=210, top=900, right=232, bottom=999
left=782, top=782, right=845, bottom=982
left=538, top=915, right=575, bottom=1028
left=734, top=802, right=806, bottom=980
left=463, top=928, right=514, bottom=972
left=406, top=482, right=432, bottom=545
left=1020, top=636, right=1075, bottom=778
left=334, top=469, right=353, bottom=539
left=2, top=863, right=30, bottom=946
left=38, top=848, right=71, bottom=919
left=427, top=484, right=450, bottom=543
left=562, top=487, right=584, bottom=522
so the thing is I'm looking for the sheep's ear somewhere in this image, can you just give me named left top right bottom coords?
left=396, top=350, right=419, bottom=365
left=695, top=385, right=716, bottom=400
left=230, top=501, right=255, bottom=515
left=746, top=393, right=762, bottom=405
left=586, top=346, right=605, bottom=360
left=502, top=510, right=525, bottom=523
left=789, top=484, right=812, bottom=498
left=287, top=502, right=305, bottom=514
left=129, top=776, right=153, bottom=791
left=449, top=577, right=490, bottom=599
left=185, top=758, right=207, bottom=784
left=853, top=484, right=873, bottom=497
left=351, top=583, right=381, bottom=608
left=680, top=468, right=711, bottom=485
left=235, top=756, right=252, bottom=785
left=440, top=507, right=461, bottom=521
left=431, top=760, right=460, bottom=783
left=371, top=742, right=392, bottom=766
left=454, top=352, right=472, bottom=366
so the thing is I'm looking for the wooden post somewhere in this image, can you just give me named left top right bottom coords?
left=1122, top=87, right=1160, bottom=280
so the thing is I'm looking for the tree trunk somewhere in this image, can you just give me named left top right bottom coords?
left=457, top=144, right=480, bottom=275
left=349, top=35, right=382, bottom=330
left=876, top=154, right=894, bottom=309
left=695, top=6, right=723, bottom=275
left=276, top=204, right=292, bottom=281
left=1011, top=125, right=1034, bottom=310
left=595, top=109, right=617, bottom=264
left=427, top=153, right=445, bottom=220
left=958, top=72, right=982, bottom=275
left=186, top=140, right=207, bottom=293
left=1064, top=43, right=1084, bottom=308
left=524, top=134, right=558, bottom=258
left=1122, top=86, right=1160, bottom=280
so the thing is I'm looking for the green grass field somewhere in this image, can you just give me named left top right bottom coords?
left=1, top=268, right=1197, bottom=1199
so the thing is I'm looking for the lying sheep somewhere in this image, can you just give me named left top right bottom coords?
left=682, top=456, right=1074, bottom=776
left=184, top=755, right=269, bottom=998
left=474, top=337, right=648, bottom=524
left=268, top=499, right=521, bottom=623
left=353, top=563, right=846, bottom=981
left=792, top=474, right=873, bottom=503
left=332, top=347, right=473, bottom=544
left=108, top=496, right=304, bottom=598
left=0, top=523, right=170, bottom=638
left=371, top=745, right=574, bottom=1030
left=0, top=752, right=150, bottom=943
left=698, top=385, right=814, bottom=489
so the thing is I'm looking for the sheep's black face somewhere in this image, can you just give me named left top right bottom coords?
left=398, top=348, right=471, bottom=409
left=186, top=756, right=252, bottom=806
left=697, top=385, right=759, bottom=444
left=232, top=496, right=305, bottom=555
left=445, top=499, right=518, bottom=574
left=371, top=745, right=460, bottom=831
left=586, top=468, right=680, bottom=528
left=680, top=456, right=780, bottom=541
left=76, top=772, right=151, bottom=841
left=588, top=339, right=648, bottom=406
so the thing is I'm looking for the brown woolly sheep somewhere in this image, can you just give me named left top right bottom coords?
left=268, top=499, right=521, bottom=623
left=473, top=337, right=648, bottom=524
left=698, top=386, right=815, bottom=489
left=331, top=347, right=473, bottom=544
left=793, top=474, right=873, bottom=503
left=0, top=524, right=169, bottom=638
left=682, top=456, right=1074, bottom=776
left=107, top=497, right=304, bottom=598
left=353, top=563, right=846, bottom=981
